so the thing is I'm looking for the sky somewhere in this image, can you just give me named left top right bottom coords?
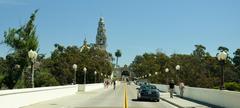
left=0, top=0, right=240, bottom=66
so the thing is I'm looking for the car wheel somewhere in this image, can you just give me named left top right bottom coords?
left=156, top=99, right=159, bottom=102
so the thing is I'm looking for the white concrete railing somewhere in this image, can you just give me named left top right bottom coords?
left=0, top=85, right=78, bottom=108
left=154, top=84, right=240, bottom=108
left=78, top=83, right=104, bottom=92
left=0, top=83, right=104, bottom=108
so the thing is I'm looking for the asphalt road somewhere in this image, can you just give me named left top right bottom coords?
left=22, top=82, right=177, bottom=108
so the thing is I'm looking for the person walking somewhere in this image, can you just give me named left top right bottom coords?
left=113, top=80, right=116, bottom=90
left=179, top=81, right=185, bottom=98
left=169, top=80, right=175, bottom=98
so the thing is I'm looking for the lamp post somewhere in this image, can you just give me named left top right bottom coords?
left=176, top=65, right=180, bottom=83
left=15, top=64, right=24, bottom=87
left=165, top=68, right=169, bottom=84
left=217, top=51, right=228, bottom=90
left=28, top=50, right=38, bottom=88
left=100, top=73, right=103, bottom=82
left=83, top=67, right=87, bottom=84
left=155, top=72, right=158, bottom=75
left=72, top=64, right=77, bottom=84
left=94, top=71, right=97, bottom=83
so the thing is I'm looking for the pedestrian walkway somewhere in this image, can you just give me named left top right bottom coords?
left=160, top=92, right=210, bottom=108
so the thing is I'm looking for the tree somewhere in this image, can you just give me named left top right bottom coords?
left=218, top=46, right=229, bottom=52
left=192, top=44, right=206, bottom=59
left=48, top=44, right=113, bottom=85
left=34, top=68, right=59, bottom=87
left=233, top=49, right=240, bottom=67
left=115, top=49, right=122, bottom=67
left=2, top=10, right=39, bottom=88
left=130, top=45, right=238, bottom=89
left=0, top=57, right=7, bottom=89
left=233, top=49, right=240, bottom=81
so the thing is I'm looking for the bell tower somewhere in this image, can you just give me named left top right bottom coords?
left=96, top=17, right=107, bottom=50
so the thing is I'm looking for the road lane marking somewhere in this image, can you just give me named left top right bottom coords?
left=123, top=83, right=128, bottom=108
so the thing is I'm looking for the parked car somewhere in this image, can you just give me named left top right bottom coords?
left=136, top=85, right=160, bottom=102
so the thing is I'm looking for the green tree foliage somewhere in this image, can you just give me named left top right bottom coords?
left=130, top=45, right=238, bottom=89
left=0, top=57, right=6, bottom=88
left=233, top=49, right=240, bottom=81
left=218, top=46, right=229, bottom=52
left=233, top=49, right=240, bottom=67
left=47, top=44, right=113, bottom=85
left=192, top=44, right=206, bottom=59
left=2, top=10, right=39, bottom=89
left=130, top=52, right=169, bottom=83
left=34, top=68, right=59, bottom=87
left=224, top=82, right=240, bottom=91
left=115, top=49, right=122, bottom=67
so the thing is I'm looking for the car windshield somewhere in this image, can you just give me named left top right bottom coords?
left=149, top=85, right=157, bottom=89
left=140, top=85, right=156, bottom=90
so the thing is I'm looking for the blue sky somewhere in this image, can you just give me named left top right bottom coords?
left=0, top=0, right=240, bottom=66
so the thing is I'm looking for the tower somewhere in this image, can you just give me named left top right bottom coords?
left=80, top=37, right=90, bottom=52
left=96, top=17, right=107, bottom=50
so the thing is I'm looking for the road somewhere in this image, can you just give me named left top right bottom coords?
left=22, top=82, right=177, bottom=108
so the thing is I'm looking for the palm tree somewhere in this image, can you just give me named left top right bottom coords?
left=115, top=49, right=122, bottom=67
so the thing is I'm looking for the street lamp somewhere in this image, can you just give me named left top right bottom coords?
left=100, top=73, right=103, bottom=82
left=217, top=51, right=228, bottom=90
left=176, top=65, right=180, bottom=70
left=15, top=64, right=21, bottom=69
left=165, top=68, right=169, bottom=73
left=94, top=71, right=97, bottom=83
left=155, top=72, right=158, bottom=75
left=28, top=50, right=37, bottom=88
left=176, top=65, right=180, bottom=83
left=165, top=68, right=169, bottom=84
left=72, top=64, right=77, bottom=84
left=83, top=67, right=87, bottom=84
left=149, top=73, right=152, bottom=77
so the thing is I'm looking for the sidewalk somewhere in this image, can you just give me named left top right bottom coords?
left=160, top=92, right=210, bottom=108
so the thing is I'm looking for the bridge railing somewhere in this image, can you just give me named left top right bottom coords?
left=154, top=84, right=240, bottom=108
left=0, top=83, right=104, bottom=108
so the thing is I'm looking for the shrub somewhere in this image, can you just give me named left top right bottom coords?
left=224, top=82, right=240, bottom=91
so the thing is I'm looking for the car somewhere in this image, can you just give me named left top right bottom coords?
left=136, top=85, right=160, bottom=102
left=137, top=80, right=149, bottom=86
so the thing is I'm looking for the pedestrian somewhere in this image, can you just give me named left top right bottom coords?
left=106, top=80, right=109, bottom=88
left=104, top=80, right=106, bottom=88
left=169, top=80, right=175, bottom=98
left=179, top=81, right=185, bottom=98
left=113, top=80, right=116, bottom=90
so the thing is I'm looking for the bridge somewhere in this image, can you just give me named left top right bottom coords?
left=0, top=81, right=239, bottom=108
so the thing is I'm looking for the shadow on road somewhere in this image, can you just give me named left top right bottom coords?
left=131, top=99, right=158, bottom=102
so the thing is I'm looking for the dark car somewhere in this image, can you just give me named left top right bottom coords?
left=136, top=85, right=160, bottom=102
left=137, top=80, right=149, bottom=86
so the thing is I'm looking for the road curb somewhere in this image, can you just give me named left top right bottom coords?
left=160, top=97, right=183, bottom=108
